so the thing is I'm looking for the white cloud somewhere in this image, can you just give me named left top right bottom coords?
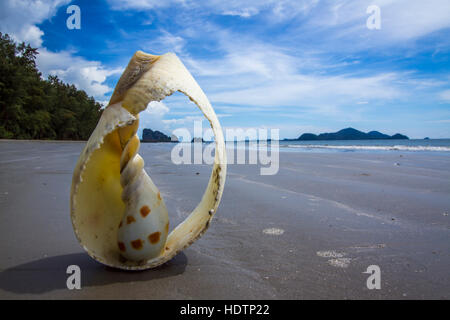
left=36, top=49, right=123, bottom=100
left=379, top=0, right=450, bottom=40
left=302, top=0, right=450, bottom=44
left=146, top=101, right=170, bottom=116
left=180, top=32, right=405, bottom=111
left=270, top=0, right=319, bottom=20
left=108, top=0, right=450, bottom=42
left=186, top=49, right=298, bottom=78
left=162, top=115, right=203, bottom=125
left=439, top=90, right=450, bottom=102
left=107, top=0, right=184, bottom=10
left=222, top=8, right=260, bottom=18
left=182, top=29, right=304, bottom=80
left=108, top=0, right=319, bottom=20
left=143, top=30, right=186, bottom=54
left=209, top=73, right=402, bottom=109
left=170, top=27, right=449, bottom=127
left=0, top=0, right=69, bottom=47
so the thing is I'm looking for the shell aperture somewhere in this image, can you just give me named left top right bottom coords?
left=70, top=51, right=227, bottom=270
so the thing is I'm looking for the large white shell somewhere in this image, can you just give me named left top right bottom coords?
left=70, top=51, right=227, bottom=270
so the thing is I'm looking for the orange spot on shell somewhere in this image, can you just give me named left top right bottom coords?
left=118, top=242, right=126, bottom=252
left=148, top=231, right=161, bottom=244
left=140, top=205, right=151, bottom=217
left=126, top=215, right=136, bottom=224
left=131, top=239, right=143, bottom=250
left=157, top=192, right=162, bottom=201
left=165, top=222, right=169, bottom=234
left=119, top=221, right=123, bottom=228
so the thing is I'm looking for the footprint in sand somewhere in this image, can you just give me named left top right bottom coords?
left=316, top=250, right=351, bottom=268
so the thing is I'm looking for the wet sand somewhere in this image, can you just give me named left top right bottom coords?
left=0, top=140, right=449, bottom=299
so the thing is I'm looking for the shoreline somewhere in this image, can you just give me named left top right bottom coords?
left=3, top=138, right=450, bottom=154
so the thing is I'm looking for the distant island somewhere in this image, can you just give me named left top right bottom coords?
left=141, top=127, right=410, bottom=142
left=141, top=129, right=172, bottom=142
left=285, top=128, right=409, bottom=141
left=191, top=137, right=205, bottom=143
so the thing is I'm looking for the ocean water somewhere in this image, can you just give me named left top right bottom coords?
left=146, top=139, right=450, bottom=155
left=277, top=139, right=450, bottom=153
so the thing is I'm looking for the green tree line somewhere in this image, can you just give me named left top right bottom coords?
left=0, top=33, right=103, bottom=140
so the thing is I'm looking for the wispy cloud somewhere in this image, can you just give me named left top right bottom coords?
left=179, top=31, right=406, bottom=110
left=427, top=119, right=450, bottom=123
left=143, top=30, right=186, bottom=55
left=439, top=90, right=450, bottom=102
left=107, top=0, right=184, bottom=10
left=146, top=101, right=170, bottom=116
left=222, top=7, right=260, bottom=18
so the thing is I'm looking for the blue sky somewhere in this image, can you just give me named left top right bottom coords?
left=1, top=0, right=450, bottom=139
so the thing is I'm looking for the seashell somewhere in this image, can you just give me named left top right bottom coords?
left=70, top=51, right=227, bottom=270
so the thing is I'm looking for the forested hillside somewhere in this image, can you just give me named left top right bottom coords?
left=0, top=33, right=102, bottom=140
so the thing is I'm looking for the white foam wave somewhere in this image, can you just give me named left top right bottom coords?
left=284, top=144, right=450, bottom=152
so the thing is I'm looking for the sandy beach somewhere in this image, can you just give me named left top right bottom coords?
left=0, top=140, right=449, bottom=299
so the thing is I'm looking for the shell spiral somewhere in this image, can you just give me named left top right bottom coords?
left=116, top=127, right=169, bottom=262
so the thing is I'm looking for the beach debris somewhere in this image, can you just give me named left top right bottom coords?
left=263, top=228, right=284, bottom=235
left=443, top=212, right=448, bottom=216
left=316, top=250, right=345, bottom=258
left=395, top=162, right=400, bottom=166
left=317, top=250, right=351, bottom=268
left=349, top=243, right=386, bottom=250
left=328, top=258, right=351, bottom=268
left=70, top=51, right=227, bottom=270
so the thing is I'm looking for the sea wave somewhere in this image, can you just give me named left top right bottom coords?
left=283, top=144, right=450, bottom=152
